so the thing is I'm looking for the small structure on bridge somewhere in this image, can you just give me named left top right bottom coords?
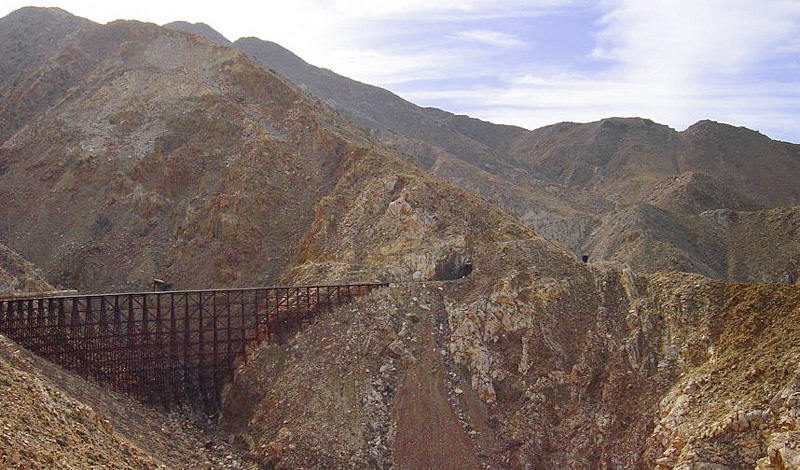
left=152, top=278, right=173, bottom=292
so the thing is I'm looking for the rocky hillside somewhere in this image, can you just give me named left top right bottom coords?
left=219, top=147, right=800, bottom=469
left=0, top=7, right=93, bottom=89
left=0, top=243, right=54, bottom=295
left=166, top=22, right=608, bottom=255
left=0, top=10, right=384, bottom=292
left=225, top=277, right=800, bottom=470
left=509, top=118, right=800, bottom=208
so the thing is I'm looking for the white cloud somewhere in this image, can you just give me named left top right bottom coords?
left=585, top=0, right=800, bottom=138
left=231, top=0, right=568, bottom=84
left=323, top=47, right=456, bottom=85
left=321, top=0, right=578, bottom=20
left=0, top=1, right=572, bottom=79
left=454, top=29, right=525, bottom=48
left=593, top=0, right=800, bottom=81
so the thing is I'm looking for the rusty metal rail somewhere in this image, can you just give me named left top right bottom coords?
left=0, top=283, right=386, bottom=411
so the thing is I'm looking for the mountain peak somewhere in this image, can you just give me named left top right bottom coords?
left=683, top=119, right=767, bottom=139
left=597, top=116, right=661, bottom=128
left=163, top=20, right=232, bottom=46
left=2, top=6, right=81, bottom=20
left=0, top=6, right=95, bottom=29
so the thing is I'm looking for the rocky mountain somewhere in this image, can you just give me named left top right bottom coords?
left=164, top=22, right=800, bottom=283
left=164, top=22, right=608, bottom=250
left=0, top=13, right=383, bottom=292
left=508, top=118, right=800, bottom=207
left=0, top=7, right=798, bottom=470
left=0, top=7, right=93, bottom=88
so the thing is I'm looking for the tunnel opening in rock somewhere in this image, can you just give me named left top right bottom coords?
left=434, top=253, right=473, bottom=281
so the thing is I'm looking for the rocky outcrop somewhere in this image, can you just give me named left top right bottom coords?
left=640, top=281, right=800, bottom=470
left=228, top=236, right=800, bottom=470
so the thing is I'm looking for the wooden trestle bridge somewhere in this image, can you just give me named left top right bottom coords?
left=0, top=283, right=386, bottom=411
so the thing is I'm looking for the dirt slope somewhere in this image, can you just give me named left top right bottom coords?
left=0, top=334, right=256, bottom=469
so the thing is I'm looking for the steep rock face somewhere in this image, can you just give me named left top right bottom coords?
left=223, top=285, right=484, bottom=470
left=639, top=280, right=800, bottom=470
left=285, top=153, right=554, bottom=285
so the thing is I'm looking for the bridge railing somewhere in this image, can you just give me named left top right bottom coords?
left=0, top=283, right=387, bottom=411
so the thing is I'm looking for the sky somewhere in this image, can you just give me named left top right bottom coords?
left=2, top=0, right=800, bottom=142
